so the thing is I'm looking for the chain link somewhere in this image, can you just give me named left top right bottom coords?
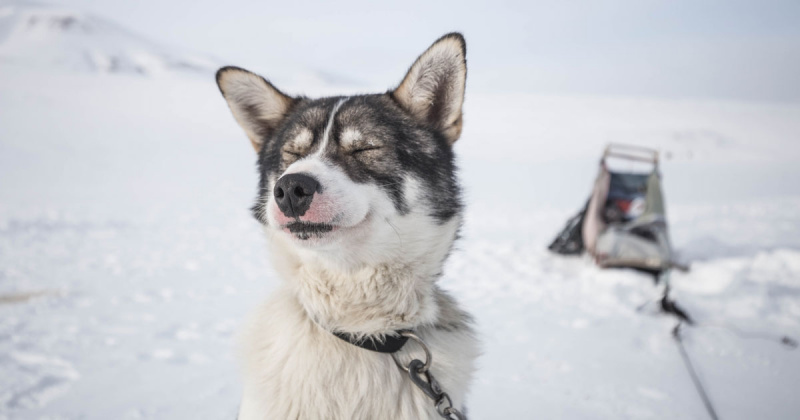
left=392, top=331, right=466, bottom=420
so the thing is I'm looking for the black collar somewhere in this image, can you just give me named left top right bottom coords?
left=333, top=330, right=409, bottom=353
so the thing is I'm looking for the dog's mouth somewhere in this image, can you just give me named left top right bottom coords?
left=284, top=222, right=336, bottom=240
left=280, top=211, right=372, bottom=243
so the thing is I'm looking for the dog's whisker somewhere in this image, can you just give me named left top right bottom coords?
left=384, top=218, right=403, bottom=246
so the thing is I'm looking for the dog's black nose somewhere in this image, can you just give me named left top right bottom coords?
left=274, top=173, right=320, bottom=218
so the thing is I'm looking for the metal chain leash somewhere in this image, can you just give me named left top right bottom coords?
left=391, top=332, right=466, bottom=420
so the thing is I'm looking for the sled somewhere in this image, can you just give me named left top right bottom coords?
left=549, top=144, right=687, bottom=275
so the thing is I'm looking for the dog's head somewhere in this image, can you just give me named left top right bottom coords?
left=216, top=34, right=466, bottom=271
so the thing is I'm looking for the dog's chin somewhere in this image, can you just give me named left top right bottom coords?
left=278, top=214, right=370, bottom=247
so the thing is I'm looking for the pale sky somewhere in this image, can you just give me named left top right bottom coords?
left=44, top=0, right=800, bottom=103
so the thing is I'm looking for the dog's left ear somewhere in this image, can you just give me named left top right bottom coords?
left=391, top=33, right=467, bottom=145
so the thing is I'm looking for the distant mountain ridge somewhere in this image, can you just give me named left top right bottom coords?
left=0, top=1, right=217, bottom=75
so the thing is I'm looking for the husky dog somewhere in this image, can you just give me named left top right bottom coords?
left=216, top=33, right=479, bottom=420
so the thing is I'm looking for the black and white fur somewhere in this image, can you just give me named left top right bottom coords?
left=216, top=33, right=478, bottom=420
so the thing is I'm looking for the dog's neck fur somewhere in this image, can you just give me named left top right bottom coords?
left=295, top=260, right=439, bottom=337
left=268, top=235, right=446, bottom=339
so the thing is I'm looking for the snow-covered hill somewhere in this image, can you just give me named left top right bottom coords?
left=0, top=1, right=216, bottom=75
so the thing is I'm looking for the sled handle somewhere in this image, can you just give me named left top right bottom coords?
left=603, top=143, right=659, bottom=165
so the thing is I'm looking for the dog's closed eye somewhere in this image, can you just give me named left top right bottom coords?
left=282, top=149, right=307, bottom=161
left=350, top=146, right=382, bottom=155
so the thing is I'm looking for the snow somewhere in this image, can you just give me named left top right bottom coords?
left=0, top=2, right=217, bottom=75
left=2, top=5, right=800, bottom=420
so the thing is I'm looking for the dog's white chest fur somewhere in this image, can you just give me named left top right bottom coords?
left=237, top=286, right=477, bottom=420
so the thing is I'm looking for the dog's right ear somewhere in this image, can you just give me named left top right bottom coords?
left=216, top=66, right=297, bottom=153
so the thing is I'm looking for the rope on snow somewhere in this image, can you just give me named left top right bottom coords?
left=673, top=323, right=720, bottom=420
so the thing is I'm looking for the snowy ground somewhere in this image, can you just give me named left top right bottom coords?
left=1, top=59, right=800, bottom=420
